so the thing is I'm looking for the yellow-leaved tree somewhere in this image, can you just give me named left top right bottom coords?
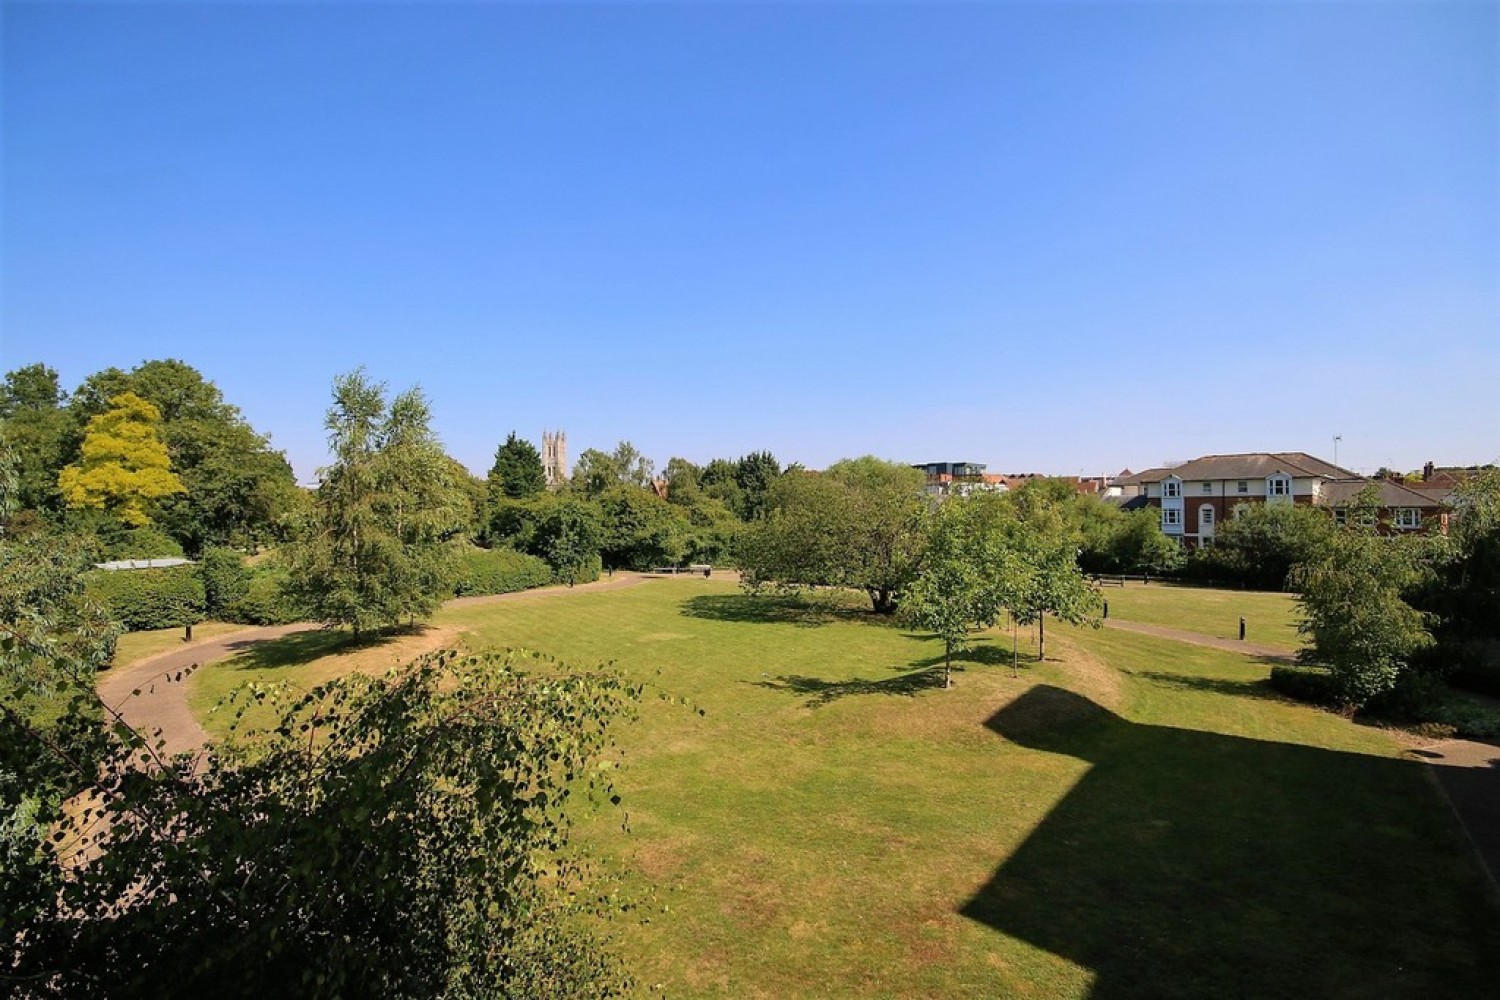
left=57, top=391, right=184, bottom=526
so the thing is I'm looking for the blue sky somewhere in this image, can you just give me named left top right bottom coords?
left=3, top=1, right=1495, bottom=483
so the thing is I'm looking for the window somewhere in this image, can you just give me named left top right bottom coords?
left=1162, top=508, right=1182, bottom=527
left=1200, top=536, right=1213, bottom=547
left=1395, top=508, right=1421, bottom=529
left=1236, top=481, right=1248, bottom=493
left=1200, top=506, right=1214, bottom=524
left=1163, top=479, right=1181, bottom=498
left=1267, top=475, right=1291, bottom=498
left=1202, top=482, right=1213, bottom=494
left=1334, top=509, right=1348, bottom=526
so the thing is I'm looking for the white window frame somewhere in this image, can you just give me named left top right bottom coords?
left=1236, top=481, right=1248, bottom=493
left=1162, top=508, right=1182, bottom=527
left=1267, top=474, right=1291, bottom=498
left=1394, top=508, right=1421, bottom=529
left=1334, top=508, right=1348, bottom=526
left=1163, top=479, right=1181, bottom=499
left=1201, top=482, right=1213, bottom=494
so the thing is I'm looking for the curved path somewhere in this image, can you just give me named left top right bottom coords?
left=1101, top=617, right=1296, bottom=662
left=98, top=573, right=654, bottom=758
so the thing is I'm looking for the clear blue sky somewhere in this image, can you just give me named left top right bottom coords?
left=3, top=1, right=1496, bottom=483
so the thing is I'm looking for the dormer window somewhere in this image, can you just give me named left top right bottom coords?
left=1267, top=474, right=1291, bottom=498
left=1163, top=479, right=1181, bottom=499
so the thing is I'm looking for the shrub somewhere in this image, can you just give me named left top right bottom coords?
left=223, top=565, right=311, bottom=626
left=563, top=554, right=603, bottom=586
left=198, top=547, right=250, bottom=618
left=1268, top=665, right=1343, bottom=707
left=452, top=547, right=553, bottom=597
left=85, top=565, right=205, bottom=631
left=106, top=526, right=184, bottom=560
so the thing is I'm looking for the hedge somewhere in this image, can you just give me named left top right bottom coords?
left=452, top=548, right=553, bottom=598
left=85, top=566, right=205, bottom=631
left=1267, top=665, right=1343, bottom=707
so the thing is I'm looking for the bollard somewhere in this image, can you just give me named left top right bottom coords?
left=1239, top=617, right=1246, bottom=641
left=185, top=623, right=193, bottom=643
left=1103, top=600, right=1109, bottom=619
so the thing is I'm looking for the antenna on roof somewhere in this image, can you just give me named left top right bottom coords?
left=1333, top=435, right=1342, bottom=468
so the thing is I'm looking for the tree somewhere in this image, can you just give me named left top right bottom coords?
left=1003, top=499, right=1103, bottom=660
left=572, top=442, right=654, bottom=497
left=532, top=495, right=605, bottom=586
left=596, top=485, right=690, bottom=571
left=1198, top=501, right=1334, bottom=590
left=739, top=457, right=926, bottom=614
left=5, top=639, right=638, bottom=997
left=663, top=457, right=702, bottom=505
left=284, top=370, right=470, bottom=637
left=0, top=365, right=72, bottom=514
left=488, top=431, right=547, bottom=502
left=1293, top=514, right=1434, bottom=707
left=734, top=451, right=781, bottom=521
left=57, top=393, right=185, bottom=528
left=903, top=495, right=1011, bottom=688
left=1109, top=507, right=1183, bottom=576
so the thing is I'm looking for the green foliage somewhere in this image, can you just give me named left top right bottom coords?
left=487, top=431, right=547, bottom=502
left=596, top=485, right=690, bottom=570
left=0, top=364, right=71, bottom=513
left=105, top=526, right=184, bottom=560
left=284, top=370, right=471, bottom=636
left=58, top=392, right=185, bottom=528
left=903, top=495, right=1012, bottom=687
left=223, top=565, right=310, bottom=626
left=740, top=457, right=926, bottom=614
left=1108, top=507, right=1183, bottom=575
left=1197, top=501, right=1335, bottom=590
left=84, top=565, right=205, bottom=631
left=734, top=451, right=781, bottom=521
left=533, top=495, right=607, bottom=585
left=452, top=546, right=553, bottom=597
left=572, top=441, right=654, bottom=496
left=8, top=647, right=639, bottom=998
left=1001, top=497, right=1104, bottom=660
left=1293, top=524, right=1434, bottom=707
left=197, top=547, right=251, bottom=618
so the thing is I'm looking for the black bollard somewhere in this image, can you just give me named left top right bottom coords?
left=185, top=623, right=193, bottom=643
left=1103, top=600, right=1109, bottom=619
left=1239, top=617, right=1246, bottom=641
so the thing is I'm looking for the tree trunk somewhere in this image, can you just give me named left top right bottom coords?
left=1038, top=614, right=1045, bottom=661
left=1011, top=621, right=1018, bottom=678
left=944, top=644, right=953, bottom=689
left=870, top=589, right=898, bottom=615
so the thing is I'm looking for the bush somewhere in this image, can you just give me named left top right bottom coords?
left=1268, top=665, right=1343, bottom=707
left=106, top=526, right=184, bottom=561
left=85, top=565, right=205, bottom=631
left=198, top=547, right=250, bottom=618
left=223, top=566, right=311, bottom=626
left=452, top=547, right=553, bottom=598
left=562, top=554, right=603, bottom=586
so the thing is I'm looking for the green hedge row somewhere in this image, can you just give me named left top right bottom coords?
left=453, top=548, right=553, bottom=598
left=85, top=566, right=205, bottom=631
left=224, top=566, right=313, bottom=626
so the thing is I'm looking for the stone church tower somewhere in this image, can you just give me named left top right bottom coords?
left=542, top=430, right=568, bottom=489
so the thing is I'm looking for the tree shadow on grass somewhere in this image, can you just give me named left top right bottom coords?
left=679, top=593, right=870, bottom=628
left=963, top=685, right=1500, bottom=998
left=220, top=627, right=412, bottom=672
left=751, top=665, right=946, bottom=707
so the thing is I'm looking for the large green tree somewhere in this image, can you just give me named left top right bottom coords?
left=1293, top=492, right=1435, bottom=707
left=739, top=457, right=926, bottom=614
left=285, top=370, right=470, bottom=637
left=487, top=431, right=547, bottom=502
left=0, top=365, right=72, bottom=515
left=596, top=485, right=690, bottom=571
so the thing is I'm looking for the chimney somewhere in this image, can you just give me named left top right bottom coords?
left=1423, top=461, right=1435, bottom=482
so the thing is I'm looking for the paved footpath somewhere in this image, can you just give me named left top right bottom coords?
left=98, top=573, right=653, bottom=758
left=1101, top=617, right=1296, bottom=661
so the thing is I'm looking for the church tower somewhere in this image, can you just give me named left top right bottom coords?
left=542, top=430, right=568, bottom=489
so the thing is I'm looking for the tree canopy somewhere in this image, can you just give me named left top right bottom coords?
left=488, top=431, right=547, bottom=502
left=57, top=393, right=185, bottom=528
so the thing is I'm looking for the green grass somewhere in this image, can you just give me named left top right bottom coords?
left=109, top=620, right=246, bottom=671
left=187, top=579, right=1500, bottom=997
left=1098, top=580, right=1302, bottom=649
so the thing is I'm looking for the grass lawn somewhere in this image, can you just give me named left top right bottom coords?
left=109, top=620, right=247, bottom=671
left=1098, top=580, right=1302, bottom=650
left=187, top=579, right=1500, bottom=997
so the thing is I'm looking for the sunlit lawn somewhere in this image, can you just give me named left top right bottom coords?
left=1098, top=580, right=1302, bottom=649
left=186, top=579, right=1500, bottom=997
left=109, top=620, right=246, bottom=671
